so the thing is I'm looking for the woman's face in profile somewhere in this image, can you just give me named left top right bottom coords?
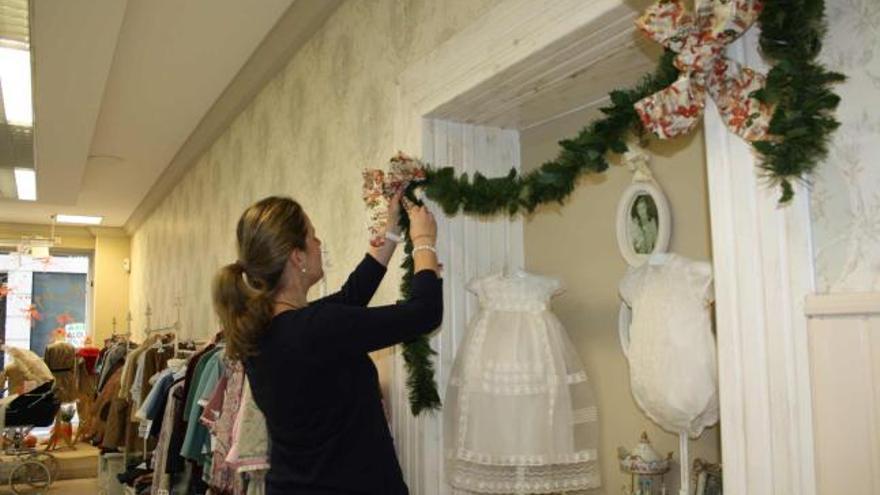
left=303, top=216, right=324, bottom=283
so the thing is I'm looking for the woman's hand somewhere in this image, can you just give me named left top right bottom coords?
left=407, top=204, right=437, bottom=246
left=408, top=204, right=439, bottom=274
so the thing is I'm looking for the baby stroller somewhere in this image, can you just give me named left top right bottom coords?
left=1, top=380, right=61, bottom=493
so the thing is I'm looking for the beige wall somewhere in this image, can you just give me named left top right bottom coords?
left=521, top=109, right=720, bottom=493
left=128, top=0, right=502, bottom=341
left=92, top=233, right=130, bottom=344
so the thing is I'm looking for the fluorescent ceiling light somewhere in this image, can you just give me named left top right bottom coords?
left=55, top=214, right=103, bottom=225
left=0, top=46, right=32, bottom=126
left=13, top=167, right=35, bottom=200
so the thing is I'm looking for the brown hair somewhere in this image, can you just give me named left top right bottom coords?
left=213, top=196, right=308, bottom=360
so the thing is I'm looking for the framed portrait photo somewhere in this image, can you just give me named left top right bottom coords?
left=615, top=182, right=671, bottom=267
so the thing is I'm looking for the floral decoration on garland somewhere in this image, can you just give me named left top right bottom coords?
left=370, top=0, right=844, bottom=415
left=633, top=0, right=772, bottom=142
left=362, top=152, right=427, bottom=248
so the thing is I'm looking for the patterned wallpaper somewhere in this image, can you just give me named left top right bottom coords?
left=811, top=0, right=880, bottom=292
left=129, top=0, right=502, bottom=340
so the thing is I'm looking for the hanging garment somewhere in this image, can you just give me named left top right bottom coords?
left=202, top=361, right=245, bottom=494
left=43, top=341, right=78, bottom=403
left=152, top=380, right=184, bottom=495
left=97, top=343, right=127, bottom=391
left=166, top=344, right=217, bottom=477
left=226, top=377, right=269, bottom=473
left=444, top=271, right=601, bottom=494
left=119, top=335, right=159, bottom=399
left=92, top=366, right=123, bottom=445
left=135, top=368, right=174, bottom=422
left=618, top=253, right=718, bottom=437
left=77, top=346, right=100, bottom=375
left=76, top=353, right=97, bottom=396
left=129, top=352, right=149, bottom=416
left=95, top=345, right=107, bottom=374
left=74, top=355, right=99, bottom=442
left=181, top=348, right=223, bottom=461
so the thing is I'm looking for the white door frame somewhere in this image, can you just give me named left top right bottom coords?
left=390, top=1, right=817, bottom=494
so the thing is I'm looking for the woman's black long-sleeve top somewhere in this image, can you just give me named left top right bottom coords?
left=244, top=254, right=443, bottom=494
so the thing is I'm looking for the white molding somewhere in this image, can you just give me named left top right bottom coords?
left=808, top=312, right=880, bottom=493
left=392, top=0, right=643, bottom=154
left=702, top=29, right=817, bottom=495
left=805, top=292, right=880, bottom=317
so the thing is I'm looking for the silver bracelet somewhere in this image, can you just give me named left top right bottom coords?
left=385, top=231, right=403, bottom=243
left=412, top=245, right=437, bottom=255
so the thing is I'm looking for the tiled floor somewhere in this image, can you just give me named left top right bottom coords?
left=0, top=442, right=101, bottom=493
left=0, top=477, right=98, bottom=494
left=45, top=477, right=98, bottom=493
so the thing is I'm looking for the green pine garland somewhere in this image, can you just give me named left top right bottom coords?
left=396, top=203, right=442, bottom=414
left=752, top=0, right=845, bottom=202
left=398, top=0, right=844, bottom=415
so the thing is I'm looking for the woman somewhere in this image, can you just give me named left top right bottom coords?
left=630, top=195, right=658, bottom=255
left=213, top=191, right=442, bottom=494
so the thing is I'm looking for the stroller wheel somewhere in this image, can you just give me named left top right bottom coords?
left=28, top=453, right=59, bottom=483
left=9, top=460, right=51, bottom=494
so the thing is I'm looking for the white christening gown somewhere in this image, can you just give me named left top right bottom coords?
left=444, top=270, right=601, bottom=494
left=618, top=253, right=719, bottom=438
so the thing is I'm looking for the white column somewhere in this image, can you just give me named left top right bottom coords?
left=702, top=30, right=817, bottom=495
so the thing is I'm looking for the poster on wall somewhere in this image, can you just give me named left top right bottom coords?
left=65, top=323, right=86, bottom=348
left=30, top=272, right=87, bottom=355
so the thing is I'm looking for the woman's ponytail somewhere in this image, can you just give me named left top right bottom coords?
left=213, top=262, right=272, bottom=360
left=213, top=197, right=308, bottom=361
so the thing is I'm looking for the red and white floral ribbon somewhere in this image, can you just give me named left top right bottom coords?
left=362, top=152, right=427, bottom=247
left=633, top=0, right=772, bottom=142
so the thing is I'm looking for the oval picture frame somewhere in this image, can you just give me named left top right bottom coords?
left=615, top=181, right=672, bottom=267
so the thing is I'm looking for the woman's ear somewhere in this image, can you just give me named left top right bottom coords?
left=289, top=248, right=306, bottom=269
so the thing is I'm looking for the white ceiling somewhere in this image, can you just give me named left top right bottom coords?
left=0, top=0, right=297, bottom=226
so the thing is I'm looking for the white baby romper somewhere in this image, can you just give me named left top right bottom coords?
left=618, top=253, right=719, bottom=437
left=444, top=270, right=601, bottom=494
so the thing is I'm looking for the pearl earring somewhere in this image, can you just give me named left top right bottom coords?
left=301, top=264, right=307, bottom=273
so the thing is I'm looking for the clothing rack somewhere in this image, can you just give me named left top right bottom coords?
left=107, top=315, right=133, bottom=345
left=122, top=303, right=176, bottom=461
left=138, top=299, right=182, bottom=461
left=142, top=297, right=182, bottom=358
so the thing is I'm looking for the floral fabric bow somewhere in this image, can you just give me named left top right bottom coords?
left=362, top=152, right=427, bottom=247
left=633, top=0, right=772, bottom=142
